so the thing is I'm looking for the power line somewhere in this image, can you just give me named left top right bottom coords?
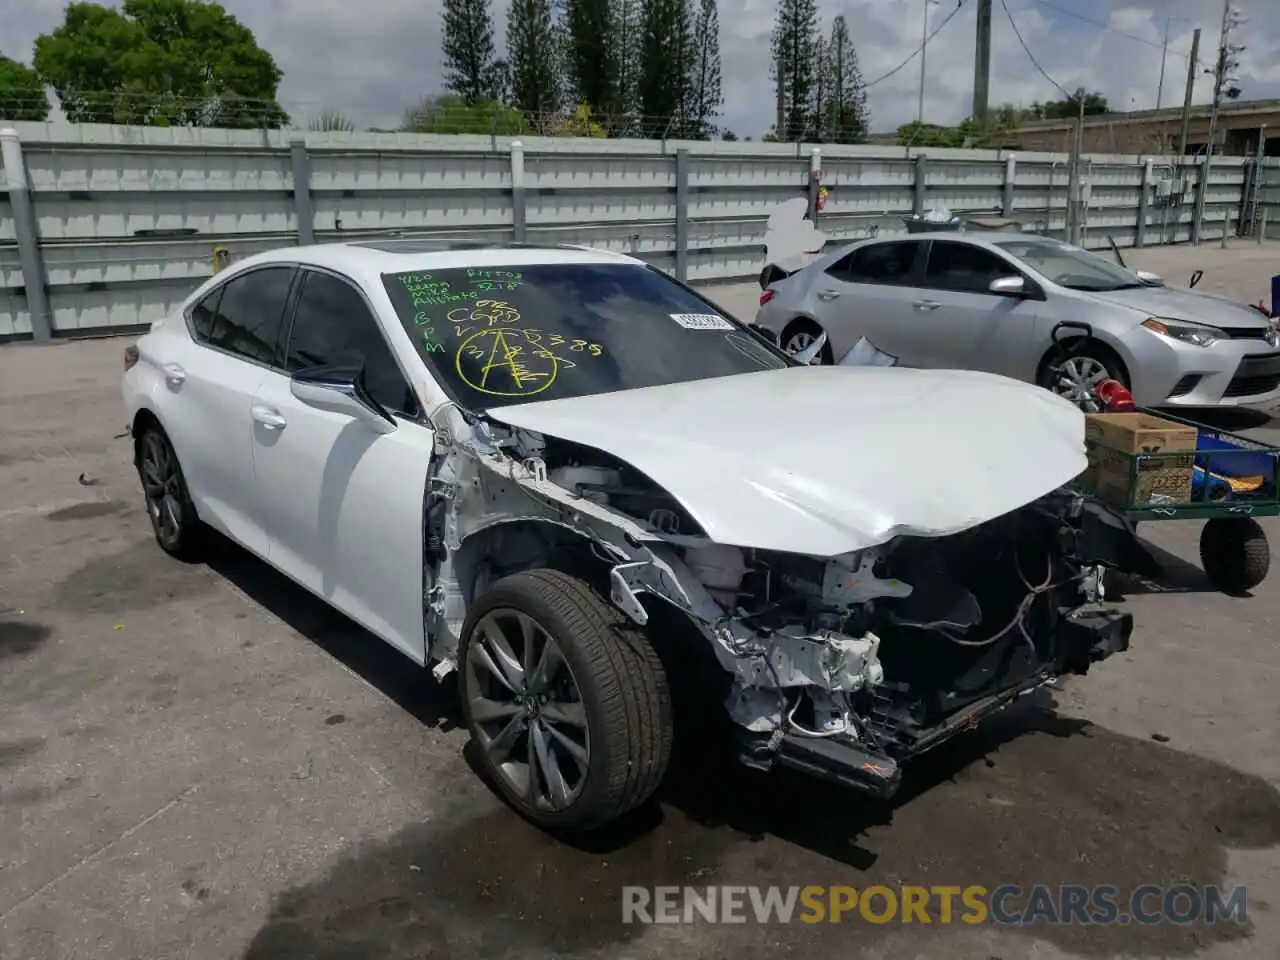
left=999, top=0, right=1073, bottom=100
left=1024, top=0, right=1194, bottom=58
left=864, top=0, right=968, bottom=89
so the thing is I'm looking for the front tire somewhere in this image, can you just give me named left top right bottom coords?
left=136, top=424, right=205, bottom=561
left=458, top=569, right=673, bottom=833
left=1039, top=343, right=1127, bottom=411
left=1200, top=517, right=1271, bottom=594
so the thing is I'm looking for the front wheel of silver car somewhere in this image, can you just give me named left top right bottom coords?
left=1039, top=344, right=1127, bottom=411
left=458, top=569, right=672, bottom=833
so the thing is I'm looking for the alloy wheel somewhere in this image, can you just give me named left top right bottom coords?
left=140, top=432, right=183, bottom=546
left=783, top=330, right=817, bottom=356
left=1051, top=356, right=1111, bottom=411
left=464, top=609, right=591, bottom=813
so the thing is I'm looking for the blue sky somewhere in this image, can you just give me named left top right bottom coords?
left=3, top=0, right=1279, bottom=135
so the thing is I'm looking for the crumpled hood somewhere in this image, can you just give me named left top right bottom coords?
left=1092, top=285, right=1272, bottom=330
left=484, top=366, right=1088, bottom=558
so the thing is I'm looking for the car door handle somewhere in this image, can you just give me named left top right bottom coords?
left=162, top=363, right=186, bottom=384
left=914, top=299, right=942, bottom=311
left=251, top=405, right=287, bottom=430
left=816, top=289, right=842, bottom=301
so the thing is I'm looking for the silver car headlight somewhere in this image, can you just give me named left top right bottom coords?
left=1141, top=317, right=1227, bottom=347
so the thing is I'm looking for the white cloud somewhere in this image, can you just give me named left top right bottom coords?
left=2, top=0, right=1278, bottom=136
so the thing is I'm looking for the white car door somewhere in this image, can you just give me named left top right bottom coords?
left=249, top=267, right=437, bottom=664
left=809, top=240, right=929, bottom=364
left=163, top=264, right=298, bottom=557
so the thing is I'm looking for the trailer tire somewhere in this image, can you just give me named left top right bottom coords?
left=1199, top=516, right=1271, bottom=594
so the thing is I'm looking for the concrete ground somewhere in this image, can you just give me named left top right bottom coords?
left=2, top=241, right=1280, bottom=960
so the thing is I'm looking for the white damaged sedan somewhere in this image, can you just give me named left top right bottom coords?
left=121, top=240, right=1139, bottom=832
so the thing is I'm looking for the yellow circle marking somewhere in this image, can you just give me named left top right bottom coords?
left=456, top=328, right=558, bottom=397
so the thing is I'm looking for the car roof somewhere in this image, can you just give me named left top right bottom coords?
left=230, top=239, right=643, bottom=279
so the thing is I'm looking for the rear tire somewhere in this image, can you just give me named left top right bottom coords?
left=136, top=424, right=205, bottom=561
left=1200, top=517, right=1271, bottom=594
left=458, top=569, right=673, bottom=833
left=780, top=318, right=834, bottom=364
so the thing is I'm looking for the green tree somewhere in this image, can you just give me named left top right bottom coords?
left=770, top=0, right=819, bottom=142
left=441, top=0, right=503, bottom=104
left=720, top=128, right=737, bottom=141
left=611, top=0, right=643, bottom=133
left=685, top=0, right=721, bottom=139
left=0, top=54, right=51, bottom=121
left=808, top=33, right=830, bottom=141
left=637, top=0, right=693, bottom=137
left=1033, top=89, right=1109, bottom=119
left=564, top=0, right=617, bottom=121
left=401, top=93, right=527, bottom=134
left=33, top=0, right=287, bottom=127
left=507, top=0, right=561, bottom=121
left=823, top=15, right=867, bottom=143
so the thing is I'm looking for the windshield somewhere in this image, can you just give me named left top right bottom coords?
left=992, top=238, right=1143, bottom=292
left=381, top=262, right=789, bottom=409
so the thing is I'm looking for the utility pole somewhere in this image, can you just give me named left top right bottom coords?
left=1176, top=28, right=1201, bottom=159
left=972, top=0, right=992, bottom=122
left=1204, top=0, right=1245, bottom=162
left=1196, top=0, right=1245, bottom=242
left=1156, top=18, right=1171, bottom=109
left=917, top=0, right=940, bottom=125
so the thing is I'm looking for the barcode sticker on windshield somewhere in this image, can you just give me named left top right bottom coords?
left=670, top=313, right=735, bottom=331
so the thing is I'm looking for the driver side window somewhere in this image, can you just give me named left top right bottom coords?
left=286, top=271, right=421, bottom=418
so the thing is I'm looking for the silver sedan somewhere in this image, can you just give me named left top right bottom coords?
left=754, top=231, right=1280, bottom=408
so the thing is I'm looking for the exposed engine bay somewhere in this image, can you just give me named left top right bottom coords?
left=421, top=408, right=1141, bottom=801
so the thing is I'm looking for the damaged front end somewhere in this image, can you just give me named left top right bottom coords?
left=421, top=408, right=1137, bottom=802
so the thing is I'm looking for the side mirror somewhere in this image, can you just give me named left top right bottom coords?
left=988, top=275, right=1027, bottom=296
left=1135, top=270, right=1165, bottom=286
left=290, top=362, right=396, bottom=434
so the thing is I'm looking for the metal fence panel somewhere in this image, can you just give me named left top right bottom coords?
left=1, top=120, right=1276, bottom=340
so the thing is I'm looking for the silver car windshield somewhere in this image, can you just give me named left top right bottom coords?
left=992, top=239, right=1144, bottom=293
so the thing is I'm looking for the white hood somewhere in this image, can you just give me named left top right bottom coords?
left=485, top=366, right=1088, bottom=557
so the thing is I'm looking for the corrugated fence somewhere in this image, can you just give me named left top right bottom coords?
left=2, top=120, right=1279, bottom=341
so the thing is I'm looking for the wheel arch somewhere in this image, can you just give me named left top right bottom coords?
left=1035, top=332, right=1133, bottom=387
left=130, top=407, right=165, bottom=467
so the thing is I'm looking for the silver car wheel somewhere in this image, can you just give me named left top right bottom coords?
left=1052, top=356, right=1111, bottom=411
left=463, top=609, right=591, bottom=813
left=782, top=330, right=816, bottom=356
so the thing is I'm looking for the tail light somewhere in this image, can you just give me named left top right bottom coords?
left=1095, top=378, right=1135, bottom=412
left=124, top=345, right=139, bottom=371
left=759, top=289, right=775, bottom=306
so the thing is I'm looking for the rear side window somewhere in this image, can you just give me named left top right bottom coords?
left=827, top=241, right=921, bottom=285
left=201, top=266, right=295, bottom=367
left=189, top=287, right=222, bottom=341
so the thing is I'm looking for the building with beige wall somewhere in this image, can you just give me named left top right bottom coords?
left=1000, top=98, right=1280, bottom=157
